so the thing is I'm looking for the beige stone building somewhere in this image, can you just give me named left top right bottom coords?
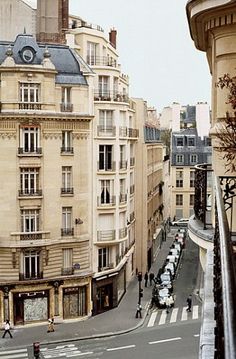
left=133, top=99, right=165, bottom=273
left=0, top=6, right=94, bottom=326
left=67, top=15, right=138, bottom=315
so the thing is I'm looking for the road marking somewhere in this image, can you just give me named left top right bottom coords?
left=147, top=311, right=158, bottom=327
left=0, top=354, right=28, bottom=359
left=0, top=349, right=27, bottom=355
left=194, top=334, right=200, bottom=337
left=181, top=306, right=188, bottom=321
left=192, top=305, right=199, bottom=319
left=149, top=337, right=182, bottom=345
left=159, top=310, right=167, bottom=325
left=170, top=307, right=178, bottom=323
left=66, top=353, right=93, bottom=357
left=107, top=345, right=135, bottom=352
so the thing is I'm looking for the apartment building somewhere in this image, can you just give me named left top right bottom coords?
left=170, top=128, right=212, bottom=220
left=186, top=1, right=236, bottom=357
left=134, top=99, right=165, bottom=273
left=67, top=15, right=138, bottom=315
left=0, top=27, right=94, bottom=326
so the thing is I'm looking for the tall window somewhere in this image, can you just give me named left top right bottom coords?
left=98, top=248, right=109, bottom=269
left=99, top=145, right=112, bottom=170
left=99, top=110, right=113, bottom=131
left=100, top=180, right=111, bottom=204
left=98, top=76, right=109, bottom=97
left=20, top=83, right=39, bottom=103
left=62, top=131, right=73, bottom=153
left=61, top=87, right=71, bottom=104
left=87, top=41, right=97, bottom=65
left=176, top=154, right=184, bottom=164
left=120, top=145, right=126, bottom=169
left=20, top=126, right=40, bottom=153
left=21, top=209, right=39, bottom=232
left=176, top=194, right=183, bottom=206
left=190, top=154, right=198, bottom=164
left=176, top=170, right=183, bottom=188
left=20, top=168, right=39, bottom=195
left=190, top=170, right=195, bottom=187
left=62, top=248, right=73, bottom=275
left=62, top=166, right=73, bottom=194
left=62, top=207, right=73, bottom=236
left=23, top=250, right=40, bottom=279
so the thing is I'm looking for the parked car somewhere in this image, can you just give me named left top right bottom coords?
left=169, top=248, right=180, bottom=260
left=164, top=261, right=176, bottom=277
left=153, top=286, right=174, bottom=308
left=166, top=254, right=178, bottom=267
left=171, top=242, right=182, bottom=253
left=171, top=218, right=189, bottom=227
left=159, top=271, right=173, bottom=291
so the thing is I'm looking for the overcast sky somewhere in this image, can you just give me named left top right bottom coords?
left=69, top=0, right=211, bottom=113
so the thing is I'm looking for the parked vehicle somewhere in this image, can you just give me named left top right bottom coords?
left=171, top=242, right=182, bottom=252
left=168, top=250, right=180, bottom=264
left=166, top=254, right=178, bottom=266
left=152, top=286, right=174, bottom=308
left=171, top=218, right=189, bottom=227
left=164, top=261, right=176, bottom=277
left=159, top=271, right=173, bottom=291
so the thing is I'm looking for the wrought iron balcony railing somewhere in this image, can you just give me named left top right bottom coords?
left=61, top=187, right=74, bottom=195
left=119, top=160, right=128, bottom=170
left=18, top=189, right=42, bottom=197
left=130, top=157, right=135, bottom=166
left=119, top=227, right=127, bottom=239
left=60, top=103, right=73, bottom=112
left=20, top=233, right=43, bottom=240
left=128, top=128, right=139, bottom=138
left=97, top=230, right=115, bottom=241
left=18, top=147, right=42, bottom=155
left=19, top=102, right=42, bottom=110
left=119, top=193, right=127, bottom=204
left=60, top=147, right=74, bottom=154
left=97, top=195, right=116, bottom=207
left=19, top=271, right=43, bottom=281
left=97, top=125, right=116, bottom=137
left=97, top=161, right=116, bottom=172
left=94, top=91, right=129, bottom=103
left=61, top=267, right=74, bottom=276
left=61, top=228, right=74, bottom=236
left=86, top=55, right=117, bottom=67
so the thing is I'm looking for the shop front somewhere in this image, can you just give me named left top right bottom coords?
left=63, top=285, right=87, bottom=319
left=13, top=290, right=49, bottom=325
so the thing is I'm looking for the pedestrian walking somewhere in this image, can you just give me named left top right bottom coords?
left=2, top=319, right=13, bottom=338
left=47, top=317, right=55, bottom=332
left=149, top=272, right=154, bottom=286
left=135, top=303, right=142, bottom=318
left=144, top=272, right=148, bottom=287
left=186, top=294, right=192, bottom=312
left=165, top=295, right=172, bottom=314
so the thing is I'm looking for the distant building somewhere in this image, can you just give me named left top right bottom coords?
left=170, top=128, right=212, bottom=220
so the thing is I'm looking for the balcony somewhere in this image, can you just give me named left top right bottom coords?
left=128, top=128, right=139, bottom=138
left=97, top=196, right=116, bottom=207
left=119, top=227, right=127, bottom=239
left=94, top=91, right=129, bottom=103
left=86, top=55, right=117, bottom=68
left=18, top=189, right=42, bottom=197
left=61, top=228, right=74, bottom=237
left=190, top=163, right=236, bottom=359
left=97, top=161, right=116, bottom=172
left=130, top=184, right=135, bottom=195
left=61, top=267, right=74, bottom=276
left=18, top=147, right=42, bottom=156
left=60, top=147, right=74, bottom=154
left=130, top=157, right=135, bottom=166
left=19, top=102, right=41, bottom=110
left=119, top=127, right=127, bottom=137
left=119, top=193, right=127, bottom=205
left=61, top=188, right=74, bottom=195
left=97, top=125, right=116, bottom=137
left=60, top=103, right=73, bottom=112
left=130, top=211, right=135, bottom=223
left=97, top=230, right=115, bottom=242
left=98, top=263, right=114, bottom=272
left=20, top=233, right=43, bottom=241
left=119, top=160, right=128, bottom=171
left=19, top=272, right=43, bottom=281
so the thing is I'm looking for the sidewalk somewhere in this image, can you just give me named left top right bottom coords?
left=0, top=231, right=177, bottom=350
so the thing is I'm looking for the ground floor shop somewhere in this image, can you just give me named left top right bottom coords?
left=0, top=276, right=92, bottom=326
left=92, top=265, right=126, bottom=316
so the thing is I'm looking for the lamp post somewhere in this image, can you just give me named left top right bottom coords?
left=137, top=272, right=143, bottom=304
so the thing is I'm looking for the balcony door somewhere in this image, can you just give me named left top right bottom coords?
left=99, top=145, right=112, bottom=170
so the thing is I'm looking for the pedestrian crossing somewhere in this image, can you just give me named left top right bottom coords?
left=147, top=305, right=200, bottom=327
left=40, top=344, right=93, bottom=358
left=0, top=348, right=28, bottom=359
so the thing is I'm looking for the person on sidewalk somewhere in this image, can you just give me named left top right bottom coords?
left=165, top=295, right=172, bottom=314
left=144, top=272, right=148, bottom=287
left=135, top=303, right=142, bottom=318
left=149, top=272, right=154, bottom=286
left=2, top=319, right=13, bottom=338
left=186, top=294, right=192, bottom=312
left=47, top=317, right=55, bottom=332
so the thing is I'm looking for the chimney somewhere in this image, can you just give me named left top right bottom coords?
left=36, top=0, right=69, bottom=44
left=109, top=28, right=117, bottom=49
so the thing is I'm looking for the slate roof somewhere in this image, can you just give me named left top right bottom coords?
left=0, top=34, right=87, bottom=85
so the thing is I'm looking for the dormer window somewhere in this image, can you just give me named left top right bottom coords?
left=188, top=137, right=195, bottom=146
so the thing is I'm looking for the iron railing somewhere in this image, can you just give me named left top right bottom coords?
left=18, top=147, right=42, bottom=155
left=97, top=230, right=115, bottom=241
left=19, top=189, right=42, bottom=197
left=97, top=195, right=116, bottom=207
left=61, top=228, right=74, bottom=236
left=97, top=125, right=116, bottom=137
left=213, top=176, right=236, bottom=359
left=94, top=91, right=129, bottom=103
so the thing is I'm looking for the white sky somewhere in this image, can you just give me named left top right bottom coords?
left=69, top=0, right=211, bottom=113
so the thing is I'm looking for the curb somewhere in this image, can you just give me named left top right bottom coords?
left=0, top=303, right=150, bottom=351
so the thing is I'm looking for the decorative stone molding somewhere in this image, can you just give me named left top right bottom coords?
left=0, top=132, right=16, bottom=139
